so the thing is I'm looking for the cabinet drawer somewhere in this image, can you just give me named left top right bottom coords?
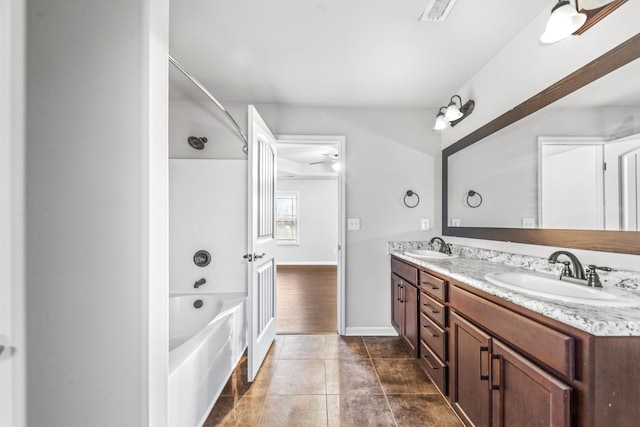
left=420, top=340, right=448, bottom=396
left=420, top=292, right=447, bottom=328
left=420, top=312, right=447, bottom=361
left=391, top=258, right=418, bottom=285
left=450, top=286, right=575, bottom=380
left=419, top=270, right=447, bottom=301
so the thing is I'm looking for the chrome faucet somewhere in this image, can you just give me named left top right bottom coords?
left=194, top=278, right=207, bottom=288
left=429, top=237, right=452, bottom=255
left=547, top=250, right=586, bottom=280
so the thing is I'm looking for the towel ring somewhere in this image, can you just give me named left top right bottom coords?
left=403, top=190, right=420, bottom=208
left=465, top=190, right=483, bottom=208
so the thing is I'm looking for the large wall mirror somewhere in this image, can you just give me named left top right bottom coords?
left=443, top=33, right=640, bottom=255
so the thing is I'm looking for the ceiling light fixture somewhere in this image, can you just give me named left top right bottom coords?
left=540, top=1, right=587, bottom=44
left=433, top=95, right=475, bottom=131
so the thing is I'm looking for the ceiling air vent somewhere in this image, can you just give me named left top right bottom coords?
left=419, top=0, right=458, bottom=22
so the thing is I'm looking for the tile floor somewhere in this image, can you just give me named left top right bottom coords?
left=204, top=335, right=462, bottom=426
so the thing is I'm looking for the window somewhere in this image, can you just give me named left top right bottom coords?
left=276, top=192, right=299, bottom=245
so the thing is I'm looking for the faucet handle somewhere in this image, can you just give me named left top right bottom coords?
left=550, top=260, right=573, bottom=278
left=587, top=265, right=612, bottom=272
left=585, top=265, right=612, bottom=288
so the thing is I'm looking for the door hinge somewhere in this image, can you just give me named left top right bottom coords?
left=243, top=253, right=253, bottom=262
left=603, top=162, right=607, bottom=171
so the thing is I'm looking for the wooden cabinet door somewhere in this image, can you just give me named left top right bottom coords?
left=491, top=339, right=571, bottom=427
left=391, top=274, right=403, bottom=333
left=402, top=283, right=418, bottom=357
left=450, top=312, right=491, bottom=427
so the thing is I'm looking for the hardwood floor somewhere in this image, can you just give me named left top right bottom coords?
left=276, top=265, right=337, bottom=334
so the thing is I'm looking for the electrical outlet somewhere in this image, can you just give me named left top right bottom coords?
left=347, top=218, right=360, bottom=231
left=451, top=218, right=461, bottom=227
left=421, top=218, right=430, bottom=231
left=522, top=217, right=536, bottom=228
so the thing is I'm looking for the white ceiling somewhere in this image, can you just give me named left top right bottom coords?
left=277, top=143, right=339, bottom=180
left=169, top=0, right=551, bottom=108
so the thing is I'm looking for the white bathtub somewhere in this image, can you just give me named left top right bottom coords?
left=168, top=293, right=247, bottom=427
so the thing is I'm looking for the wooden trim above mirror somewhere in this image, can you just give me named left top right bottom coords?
left=442, top=32, right=640, bottom=255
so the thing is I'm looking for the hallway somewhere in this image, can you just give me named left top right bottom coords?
left=277, top=265, right=338, bottom=334
left=204, top=335, right=462, bottom=426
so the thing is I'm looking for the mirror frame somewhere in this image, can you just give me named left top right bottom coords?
left=443, top=32, right=640, bottom=255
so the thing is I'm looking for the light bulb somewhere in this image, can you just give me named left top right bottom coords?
left=540, top=1, right=587, bottom=44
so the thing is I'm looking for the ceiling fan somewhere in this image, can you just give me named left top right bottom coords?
left=309, top=153, right=339, bottom=165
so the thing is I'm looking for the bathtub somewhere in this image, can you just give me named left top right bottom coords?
left=168, top=293, right=247, bottom=427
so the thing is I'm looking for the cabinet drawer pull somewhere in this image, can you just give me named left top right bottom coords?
left=422, top=354, right=439, bottom=370
left=421, top=324, right=438, bottom=337
left=421, top=303, right=439, bottom=314
left=479, top=346, right=489, bottom=381
left=490, top=354, right=501, bottom=391
left=421, top=280, right=440, bottom=288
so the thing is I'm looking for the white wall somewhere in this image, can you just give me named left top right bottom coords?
left=1, top=1, right=25, bottom=426
left=442, top=1, right=640, bottom=271
left=277, top=179, right=338, bottom=265
left=167, top=99, right=440, bottom=333
left=26, top=1, right=169, bottom=426
left=169, top=159, right=247, bottom=294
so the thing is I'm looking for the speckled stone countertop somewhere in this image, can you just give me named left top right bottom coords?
left=388, top=241, right=640, bottom=337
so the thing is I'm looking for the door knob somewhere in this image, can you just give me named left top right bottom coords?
left=0, top=334, right=16, bottom=362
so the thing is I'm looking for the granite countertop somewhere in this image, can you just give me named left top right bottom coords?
left=389, top=244, right=640, bottom=337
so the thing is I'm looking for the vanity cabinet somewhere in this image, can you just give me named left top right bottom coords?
left=391, top=258, right=419, bottom=357
left=450, top=312, right=571, bottom=427
left=449, top=312, right=491, bottom=426
left=391, top=254, right=640, bottom=426
left=418, top=269, right=449, bottom=395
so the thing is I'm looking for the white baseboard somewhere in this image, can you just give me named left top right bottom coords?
left=277, top=261, right=338, bottom=266
left=344, top=326, right=399, bottom=337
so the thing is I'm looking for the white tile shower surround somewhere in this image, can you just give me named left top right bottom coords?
left=388, top=241, right=640, bottom=336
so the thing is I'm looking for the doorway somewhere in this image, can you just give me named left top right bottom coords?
left=275, top=135, right=346, bottom=335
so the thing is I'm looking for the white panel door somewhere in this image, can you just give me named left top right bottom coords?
left=1, top=1, right=25, bottom=426
left=540, top=143, right=604, bottom=229
left=247, top=106, right=278, bottom=382
left=621, top=147, right=640, bottom=231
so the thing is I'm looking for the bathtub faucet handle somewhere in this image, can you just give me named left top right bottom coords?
left=194, top=278, right=206, bottom=288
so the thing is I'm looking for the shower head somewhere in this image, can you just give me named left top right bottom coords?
left=188, top=136, right=208, bottom=150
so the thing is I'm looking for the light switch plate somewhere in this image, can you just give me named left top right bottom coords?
left=347, top=218, right=361, bottom=230
left=421, top=218, right=430, bottom=231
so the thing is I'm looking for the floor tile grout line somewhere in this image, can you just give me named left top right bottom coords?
left=255, top=394, right=268, bottom=427
left=364, top=337, right=400, bottom=427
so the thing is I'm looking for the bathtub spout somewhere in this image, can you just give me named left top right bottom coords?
left=194, top=278, right=206, bottom=288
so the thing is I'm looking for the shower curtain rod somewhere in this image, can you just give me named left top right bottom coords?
left=168, top=55, right=248, bottom=154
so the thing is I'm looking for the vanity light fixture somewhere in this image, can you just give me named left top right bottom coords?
left=433, top=107, right=449, bottom=130
left=433, top=95, right=475, bottom=131
left=540, top=0, right=587, bottom=44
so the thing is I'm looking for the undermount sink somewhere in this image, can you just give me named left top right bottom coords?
left=405, top=249, right=459, bottom=260
left=484, top=272, right=639, bottom=307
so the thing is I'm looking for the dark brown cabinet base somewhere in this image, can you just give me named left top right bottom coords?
left=391, top=255, right=640, bottom=427
left=450, top=312, right=571, bottom=427
left=391, top=260, right=419, bottom=358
